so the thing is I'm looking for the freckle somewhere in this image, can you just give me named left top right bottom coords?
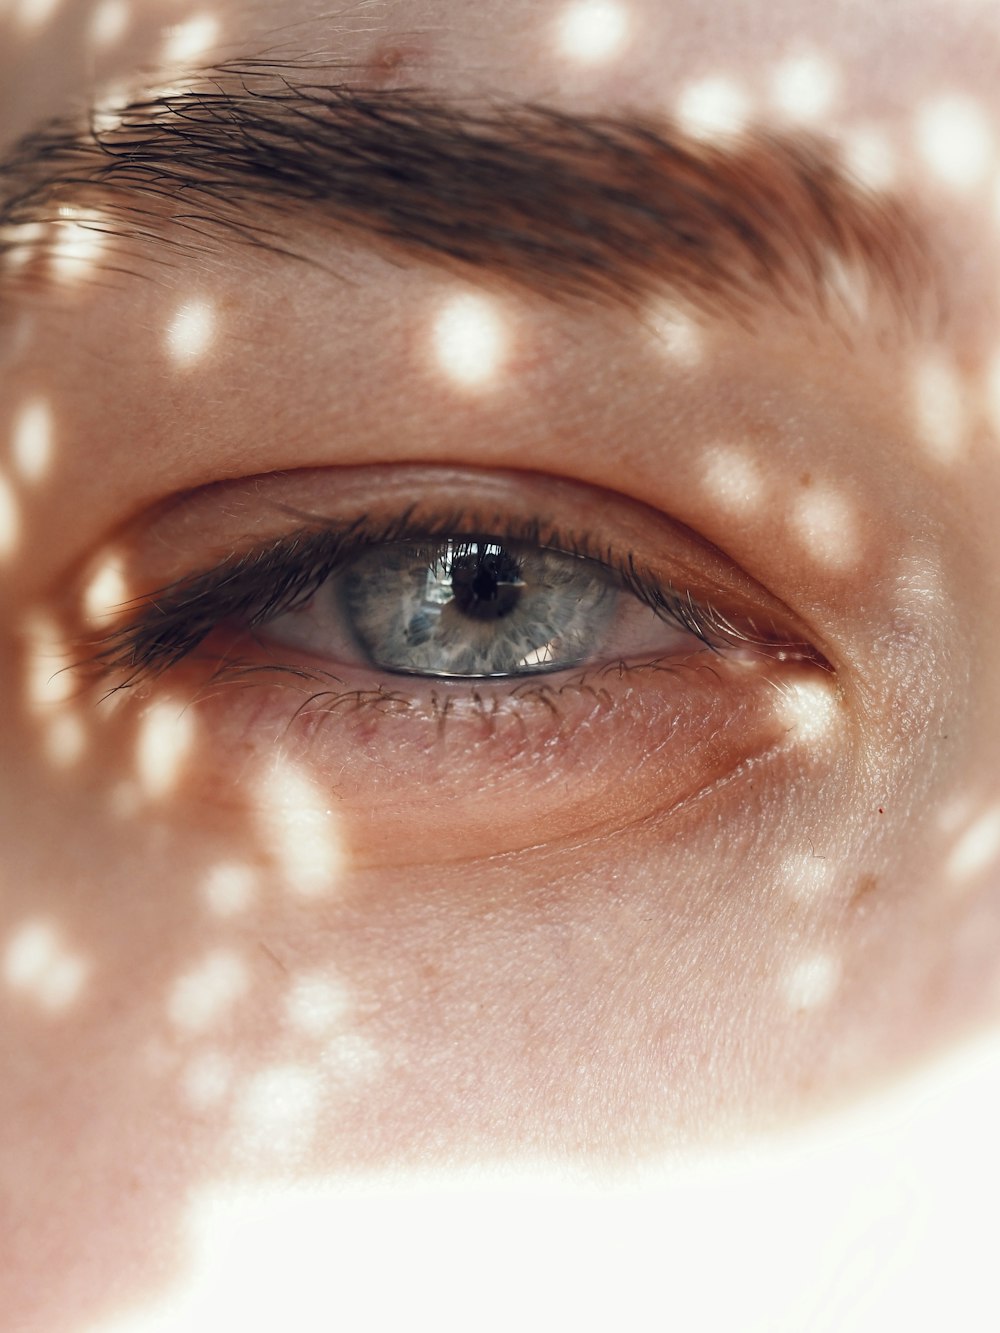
left=675, top=76, right=751, bottom=141
left=167, top=948, right=250, bottom=1033
left=841, top=125, right=897, bottom=193
left=89, top=0, right=128, bottom=47
left=10, top=397, right=55, bottom=483
left=0, top=471, right=21, bottom=560
left=775, top=678, right=840, bottom=744
left=916, top=95, right=994, bottom=191
left=946, top=807, right=1000, bottom=887
left=782, top=953, right=840, bottom=1010
left=165, top=297, right=217, bottom=367
left=161, top=14, right=220, bottom=64
left=135, top=697, right=197, bottom=798
left=770, top=52, right=840, bottom=123
left=700, top=446, right=765, bottom=513
left=202, top=861, right=258, bottom=916
left=554, top=0, right=630, bottom=65
left=851, top=873, right=878, bottom=906
left=431, top=291, right=509, bottom=390
left=909, top=352, right=967, bottom=463
left=3, top=918, right=90, bottom=1012
left=790, top=486, right=859, bottom=570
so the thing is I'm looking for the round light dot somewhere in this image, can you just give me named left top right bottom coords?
left=203, top=862, right=258, bottom=916
left=701, top=446, right=765, bottom=513
left=89, top=0, right=129, bottom=48
left=162, top=14, right=220, bottom=64
left=50, top=208, right=107, bottom=281
left=258, top=762, right=343, bottom=898
left=22, top=613, right=75, bottom=710
left=0, top=472, right=21, bottom=561
left=431, top=292, right=508, bottom=389
left=285, top=972, right=352, bottom=1038
left=232, top=1065, right=321, bottom=1160
left=676, top=76, right=750, bottom=141
left=782, top=953, right=840, bottom=1011
left=324, top=1032, right=383, bottom=1083
left=775, top=679, right=840, bottom=744
left=946, top=808, right=1000, bottom=887
left=910, top=353, right=967, bottom=463
left=841, top=126, right=897, bottom=192
left=3, top=919, right=89, bottom=1011
left=82, top=555, right=128, bottom=624
left=646, top=304, right=704, bottom=366
left=135, top=697, right=196, bottom=798
left=781, top=852, right=836, bottom=905
left=167, top=949, right=250, bottom=1033
left=43, top=712, right=87, bottom=768
left=183, top=1051, right=234, bottom=1110
left=165, top=297, right=216, bottom=367
left=11, top=397, right=54, bottom=483
left=916, top=95, right=994, bottom=191
left=791, top=487, right=859, bottom=570
left=15, top=0, right=61, bottom=30
left=555, top=0, right=629, bottom=65
left=771, top=53, right=839, bottom=123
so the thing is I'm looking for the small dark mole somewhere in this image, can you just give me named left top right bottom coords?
left=878, top=806, right=885, bottom=814
left=799, top=471, right=813, bottom=487
left=365, top=43, right=423, bottom=85
left=852, top=873, right=878, bottom=905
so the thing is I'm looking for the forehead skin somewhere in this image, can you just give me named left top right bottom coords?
left=4, top=1, right=1000, bottom=1330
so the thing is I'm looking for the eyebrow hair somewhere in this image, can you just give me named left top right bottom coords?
left=0, top=64, right=937, bottom=334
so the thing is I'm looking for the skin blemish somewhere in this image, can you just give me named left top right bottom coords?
left=782, top=952, right=841, bottom=1011
left=675, top=76, right=751, bottom=142
left=701, top=446, right=765, bottom=514
left=916, top=95, right=995, bottom=191
left=256, top=761, right=344, bottom=899
left=554, top=0, right=630, bottom=66
left=135, top=697, right=197, bottom=799
left=774, top=678, right=840, bottom=744
left=790, top=486, right=860, bottom=570
left=910, top=352, right=967, bottom=463
left=645, top=303, right=704, bottom=366
left=165, top=297, right=217, bottom=367
left=202, top=862, right=259, bottom=916
left=285, top=971, right=353, bottom=1038
left=841, top=125, right=898, bottom=193
left=161, top=14, right=221, bottom=65
left=182, top=1050, right=234, bottom=1110
left=167, top=948, right=251, bottom=1034
left=431, top=291, right=509, bottom=390
left=230, top=1064, right=322, bottom=1162
left=770, top=52, right=840, bottom=124
left=945, top=806, right=1000, bottom=888
left=10, top=397, right=55, bottom=484
left=0, top=470, right=21, bottom=560
left=3, top=918, right=90, bottom=1012
left=88, top=0, right=129, bottom=48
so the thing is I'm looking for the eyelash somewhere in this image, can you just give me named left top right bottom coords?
left=78, top=506, right=796, bottom=693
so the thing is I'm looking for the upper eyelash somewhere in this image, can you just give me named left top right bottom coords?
left=76, top=509, right=795, bottom=690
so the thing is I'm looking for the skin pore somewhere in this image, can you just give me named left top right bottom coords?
left=2, top=0, right=1000, bottom=1327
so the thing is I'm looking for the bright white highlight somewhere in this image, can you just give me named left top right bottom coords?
left=15, top=0, right=61, bottom=30
left=285, top=972, right=352, bottom=1037
left=555, top=0, right=629, bottom=64
left=165, top=298, right=216, bottom=366
left=162, top=14, right=220, bottom=64
left=259, top=762, right=343, bottom=898
left=782, top=953, right=840, bottom=1010
left=431, top=292, right=508, bottom=389
left=202, top=862, right=258, bottom=916
left=701, top=446, right=764, bottom=513
left=0, top=472, right=20, bottom=560
left=776, top=679, right=839, bottom=744
left=89, top=0, right=129, bottom=47
left=771, top=53, right=839, bottom=123
left=646, top=304, right=703, bottom=366
left=50, top=207, right=106, bottom=281
left=135, top=698, right=196, bottom=799
left=946, top=808, right=1000, bottom=887
left=842, top=126, right=897, bottom=192
left=183, top=1051, right=234, bottom=1110
left=3, top=919, right=89, bottom=1011
left=324, top=1032, right=383, bottom=1083
left=43, top=712, right=87, bottom=768
left=22, top=613, right=75, bottom=710
left=781, top=852, right=836, bottom=905
left=82, top=555, right=128, bottom=624
left=232, top=1065, right=322, bottom=1160
left=791, top=487, right=859, bottom=570
left=910, top=354, right=967, bottom=463
left=916, top=95, right=994, bottom=191
left=676, top=77, right=750, bottom=141
left=168, top=949, right=250, bottom=1034
left=11, top=397, right=54, bottom=482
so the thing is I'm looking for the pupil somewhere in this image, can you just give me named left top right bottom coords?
left=450, top=545, right=522, bottom=621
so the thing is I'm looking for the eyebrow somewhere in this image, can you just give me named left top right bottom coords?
left=0, top=64, right=936, bottom=334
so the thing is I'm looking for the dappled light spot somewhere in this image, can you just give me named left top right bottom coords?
left=645, top=303, right=704, bottom=366
left=135, top=697, right=197, bottom=799
left=22, top=612, right=76, bottom=710
left=167, top=948, right=250, bottom=1034
left=231, top=1064, right=322, bottom=1162
left=431, top=291, right=508, bottom=389
left=790, top=486, right=859, bottom=570
left=49, top=206, right=108, bottom=282
left=910, top=352, right=967, bottom=463
left=43, top=711, right=87, bottom=768
left=770, top=52, right=840, bottom=123
left=82, top=553, right=128, bottom=625
left=161, top=14, right=220, bottom=64
left=554, top=0, right=630, bottom=65
left=323, top=1031, right=383, bottom=1084
left=676, top=76, right=750, bottom=142
left=780, top=851, right=836, bottom=905
left=700, top=445, right=765, bottom=514
left=285, top=971, right=352, bottom=1038
left=0, top=471, right=21, bottom=560
left=88, top=0, right=128, bottom=48
left=0, top=222, right=45, bottom=275
left=165, top=297, right=217, bottom=367
left=841, top=125, right=898, bottom=193
left=945, top=807, right=1000, bottom=888
left=3, top=918, right=90, bottom=1012
left=782, top=953, right=840, bottom=1011
left=202, top=861, right=258, bottom=917
left=182, top=1050, right=234, bottom=1111
left=14, top=0, right=61, bottom=31
left=10, top=396, right=55, bottom=483
left=256, top=761, right=344, bottom=898
left=916, top=95, right=994, bottom=191
left=774, top=678, right=840, bottom=745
